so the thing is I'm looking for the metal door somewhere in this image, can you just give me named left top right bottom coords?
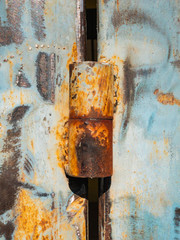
left=0, top=1, right=87, bottom=239
left=0, top=0, right=179, bottom=239
left=98, top=0, right=180, bottom=239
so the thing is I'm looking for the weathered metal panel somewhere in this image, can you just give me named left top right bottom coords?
left=98, top=0, right=180, bottom=239
left=0, top=1, right=87, bottom=239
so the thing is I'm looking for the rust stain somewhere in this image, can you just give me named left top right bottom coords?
left=154, top=89, right=180, bottom=106
left=99, top=55, right=125, bottom=114
left=14, top=190, right=57, bottom=240
left=117, top=0, right=119, bottom=9
left=53, top=81, right=69, bottom=169
left=150, top=137, right=170, bottom=164
left=68, top=119, right=113, bottom=178
left=20, top=91, right=24, bottom=104
left=31, top=140, right=34, bottom=152
left=66, top=42, right=78, bottom=70
left=122, top=232, right=128, bottom=239
left=14, top=189, right=87, bottom=239
left=9, top=60, right=14, bottom=86
left=54, top=121, right=68, bottom=169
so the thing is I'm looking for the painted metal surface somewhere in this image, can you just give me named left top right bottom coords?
left=0, top=1, right=87, bottom=239
left=98, top=0, right=180, bottom=239
left=68, top=62, right=113, bottom=178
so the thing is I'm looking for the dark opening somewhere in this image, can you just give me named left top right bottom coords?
left=85, top=1, right=99, bottom=238
left=86, top=0, right=97, bottom=61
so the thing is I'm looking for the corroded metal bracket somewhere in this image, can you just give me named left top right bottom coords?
left=66, top=62, right=114, bottom=178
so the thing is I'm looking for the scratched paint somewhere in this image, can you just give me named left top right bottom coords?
left=0, top=1, right=87, bottom=239
left=98, top=0, right=180, bottom=239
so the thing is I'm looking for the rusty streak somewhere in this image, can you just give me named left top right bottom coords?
left=31, top=0, right=46, bottom=41
left=36, top=52, right=56, bottom=103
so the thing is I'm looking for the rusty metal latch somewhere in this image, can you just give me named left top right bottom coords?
left=66, top=61, right=113, bottom=178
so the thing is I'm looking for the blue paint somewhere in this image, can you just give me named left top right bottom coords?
left=99, top=0, right=180, bottom=238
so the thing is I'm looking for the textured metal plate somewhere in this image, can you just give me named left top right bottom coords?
left=98, top=0, right=180, bottom=239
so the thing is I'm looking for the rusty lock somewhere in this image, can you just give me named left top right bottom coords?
left=66, top=62, right=114, bottom=178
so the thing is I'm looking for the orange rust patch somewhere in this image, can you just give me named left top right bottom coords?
left=99, top=55, right=125, bottom=113
left=14, top=190, right=87, bottom=239
left=154, top=89, right=180, bottom=106
left=66, top=42, right=78, bottom=70
left=14, top=190, right=57, bottom=240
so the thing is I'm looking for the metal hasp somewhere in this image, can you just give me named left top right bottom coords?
left=67, top=62, right=114, bottom=178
